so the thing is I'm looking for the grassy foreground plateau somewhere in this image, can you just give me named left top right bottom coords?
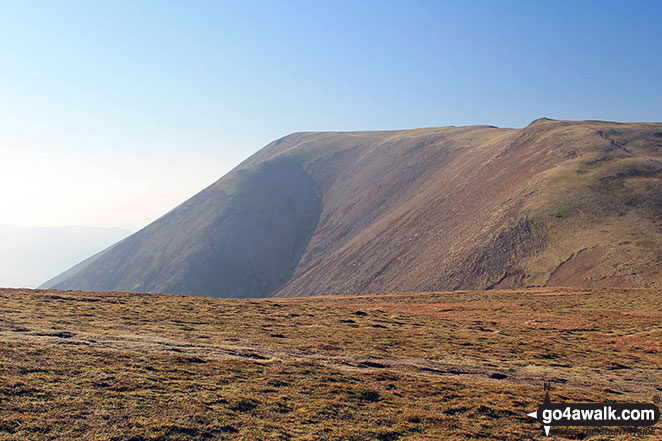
left=0, top=287, right=660, bottom=440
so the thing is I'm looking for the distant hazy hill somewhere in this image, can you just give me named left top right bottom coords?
left=0, top=225, right=131, bottom=288
left=46, top=119, right=662, bottom=297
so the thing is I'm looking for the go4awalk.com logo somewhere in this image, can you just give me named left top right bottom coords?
left=526, top=384, right=660, bottom=437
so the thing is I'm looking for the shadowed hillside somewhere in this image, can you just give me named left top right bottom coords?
left=43, top=119, right=662, bottom=297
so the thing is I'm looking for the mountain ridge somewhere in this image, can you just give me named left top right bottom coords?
left=44, top=119, right=662, bottom=296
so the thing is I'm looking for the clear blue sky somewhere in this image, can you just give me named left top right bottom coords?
left=1, top=0, right=660, bottom=230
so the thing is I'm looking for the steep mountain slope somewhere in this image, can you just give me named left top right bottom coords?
left=45, top=119, right=662, bottom=297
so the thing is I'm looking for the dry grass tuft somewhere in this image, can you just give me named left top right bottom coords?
left=0, top=287, right=660, bottom=440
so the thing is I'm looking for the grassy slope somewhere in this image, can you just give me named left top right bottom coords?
left=522, top=121, right=662, bottom=288
left=1, top=287, right=660, bottom=440
left=276, top=119, right=662, bottom=296
left=47, top=119, right=662, bottom=297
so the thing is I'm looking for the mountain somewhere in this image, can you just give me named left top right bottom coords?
left=0, top=225, right=131, bottom=288
left=44, top=119, right=662, bottom=297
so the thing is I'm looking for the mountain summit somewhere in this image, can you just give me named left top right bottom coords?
left=43, top=119, right=662, bottom=297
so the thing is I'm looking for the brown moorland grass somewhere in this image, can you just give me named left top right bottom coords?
left=0, top=287, right=660, bottom=440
